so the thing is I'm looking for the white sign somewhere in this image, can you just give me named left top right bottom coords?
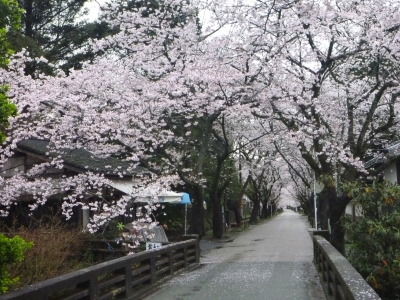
left=146, top=242, right=162, bottom=251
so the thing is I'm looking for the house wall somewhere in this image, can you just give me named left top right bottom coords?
left=25, top=156, right=62, bottom=175
left=346, top=159, right=400, bottom=220
left=383, top=162, right=397, bottom=184
left=1, top=155, right=65, bottom=178
left=1, top=153, right=84, bottom=229
left=2, top=149, right=135, bottom=232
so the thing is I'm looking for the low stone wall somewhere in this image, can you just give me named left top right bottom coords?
left=313, top=235, right=381, bottom=300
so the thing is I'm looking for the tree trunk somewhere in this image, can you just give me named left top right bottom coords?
left=261, top=200, right=268, bottom=218
left=317, top=190, right=330, bottom=230
left=24, top=0, right=34, bottom=38
left=233, top=175, right=251, bottom=226
left=329, top=191, right=351, bottom=255
left=250, top=194, right=260, bottom=224
left=188, top=185, right=205, bottom=237
left=319, top=185, right=351, bottom=255
left=185, top=114, right=217, bottom=238
left=212, top=194, right=223, bottom=238
left=307, top=194, right=314, bottom=225
left=233, top=206, right=242, bottom=226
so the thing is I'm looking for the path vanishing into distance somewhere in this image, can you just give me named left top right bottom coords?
left=142, top=209, right=326, bottom=300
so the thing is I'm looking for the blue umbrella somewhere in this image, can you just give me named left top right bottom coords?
left=180, top=193, right=191, bottom=204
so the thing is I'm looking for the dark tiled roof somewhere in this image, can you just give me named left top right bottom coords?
left=364, top=141, right=400, bottom=168
left=17, top=139, right=142, bottom=176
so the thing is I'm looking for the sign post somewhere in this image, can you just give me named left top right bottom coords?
left=180, top=193, right=191, bottom=235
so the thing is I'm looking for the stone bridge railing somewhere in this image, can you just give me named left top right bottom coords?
left=313, top=234, right=381, bottom=300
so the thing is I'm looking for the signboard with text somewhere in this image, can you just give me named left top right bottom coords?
left=146, top=242, right=162, bottom=251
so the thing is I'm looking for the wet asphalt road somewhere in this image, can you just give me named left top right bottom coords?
left=143, top=209, right=326, bottom=300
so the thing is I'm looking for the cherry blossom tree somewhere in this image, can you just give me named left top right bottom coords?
left=0, top=0, right=258, bottom=244
left=157, top=41, right=259, bottom=238
left=216, top=0, right=400, bottom=252
left=0, top=0, right=206, bottom=244
left=3, top=0, right=399, bottom=255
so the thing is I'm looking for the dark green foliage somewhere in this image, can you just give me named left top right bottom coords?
left=0, top=1, right=21, bottom=144
left=343, top=180, right=400, bottom=300
left=6, top=0, right=196, bottom=76
left=153, top=204, right=185, bottom=239
left=0, top=85, right=17, bottom=143
left=0, top=0, right=23, bottom=29
left=58, top=21, right=116, bottom=72
left=0, top=0, right=24, bottom=67
left=0, top=234, right=33, bottom=293
left=6, top=0, right=113, bottom=75
left=109, top=0, right=190, bottom=27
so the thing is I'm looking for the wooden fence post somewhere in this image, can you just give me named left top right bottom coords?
left=150, top=257, right=156, bottom=285
left=182, top=234, right=200, bottom=264
left=183, top=246, right=188, bottom=268
left=89, top=276, right=99, bottom=300
left=124, top=264, right=133, bottom=297
left=169, top=249, right=174, bottom=276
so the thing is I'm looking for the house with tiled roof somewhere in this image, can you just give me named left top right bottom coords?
left=0, top=139, right=146, bottom=230
left=15, top=139, right=141, bottom=177
left=364, top=140, right=400, bottom=184
left=345, top=141, right=400, bottom=220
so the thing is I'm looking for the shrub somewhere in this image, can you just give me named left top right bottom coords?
left=0, top=234, right=33, bottom=293
left=4, top=214, right=91, bottom=290
left=343, top=179, right=400, bottom=300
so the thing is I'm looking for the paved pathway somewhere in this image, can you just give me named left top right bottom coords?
left=143, top=209, right=326, bottom=300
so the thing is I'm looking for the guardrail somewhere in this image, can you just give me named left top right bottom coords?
left=0, top=236, right=199, bottom=300
left=313, top=235, right=381, bottom=300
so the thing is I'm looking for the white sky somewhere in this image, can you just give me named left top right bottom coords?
left=84, top=0, right=102, bottom=21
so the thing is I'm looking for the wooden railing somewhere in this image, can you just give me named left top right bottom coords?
left=313, top=235, right=381, bottom=300
left=228, top=218, right=250, bottom=231
left=0, top=236, right=199, bottom=300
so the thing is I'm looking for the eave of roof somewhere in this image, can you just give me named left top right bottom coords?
left=364, top=141, right=400, bottom=169
left=16, top=139, right=145, bottom=177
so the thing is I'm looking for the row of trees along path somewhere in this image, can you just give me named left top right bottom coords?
left=1, top=0, right=400, bottom=260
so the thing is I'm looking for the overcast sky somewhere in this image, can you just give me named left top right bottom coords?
left=84, top=0, right=102, bottom=21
